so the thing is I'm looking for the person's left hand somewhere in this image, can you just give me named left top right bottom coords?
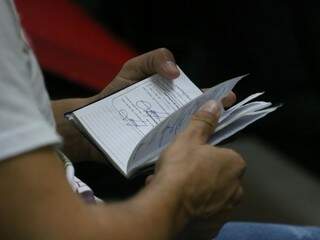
left=92, top=48, right=236, bottom=108
left=93, top=48, right=180, bottom=100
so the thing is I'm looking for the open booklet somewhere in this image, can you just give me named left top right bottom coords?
left=65, top=68, right=279, bottom=178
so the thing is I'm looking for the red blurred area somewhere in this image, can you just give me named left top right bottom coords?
left=15, top=0, right=137, bottom=91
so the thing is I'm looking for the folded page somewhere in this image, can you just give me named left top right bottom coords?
left=216, top=100, right=272, bottom=132
left=219, top=92, right=265, bottom=122
left=210, top=107, right=279, bottom=145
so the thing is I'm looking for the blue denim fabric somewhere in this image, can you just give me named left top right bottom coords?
left=216, top=222, right=320, bottom=240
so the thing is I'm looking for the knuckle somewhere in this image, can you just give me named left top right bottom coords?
left=156, top=47, right=174, bottom=59
left=235, top=154, right=246, bottom=170
left=227, top=149, right=242, bottom=161
left=221, top=148, right=246, bottom=168
left=157, top=47, right=170, bottom=54
left=122, top=58, right=135, bottom=71
left=193, top=110, right=219, bottom=125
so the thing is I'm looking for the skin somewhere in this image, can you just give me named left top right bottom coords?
left=0, top=48, right=244, bottom=240
left=52, top=48, right=236, bottom=163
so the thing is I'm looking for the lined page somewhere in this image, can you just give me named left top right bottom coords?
left=73, top=70, right=202, bottom=175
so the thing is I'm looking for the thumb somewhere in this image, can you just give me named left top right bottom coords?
left=119, top=48, right=180, bottom=82
left=181, top=100, right=221, bottom=145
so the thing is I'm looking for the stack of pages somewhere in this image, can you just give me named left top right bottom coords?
left=66, top=68, right=279, bottom=177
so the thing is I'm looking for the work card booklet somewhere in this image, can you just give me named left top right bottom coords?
left=65, top=69, right=278, bottom=178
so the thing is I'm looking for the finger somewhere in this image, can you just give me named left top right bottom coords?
left=221, top=91, right=237, bottom=108
left=145, top=175, right=154, bottom=185
left=180, top=100, right=221, bottom=145
left=120, top=48, right=180, bottom=82
left=221, top=148, right=247, bottom=179
left=227, top=186, right=243, bottom=209
left=201, top=90, right=237, bottom=109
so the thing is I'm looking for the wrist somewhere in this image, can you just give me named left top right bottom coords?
left=144, top=171, right=190, bottom=231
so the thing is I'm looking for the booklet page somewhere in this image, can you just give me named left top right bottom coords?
left=72, top=70, right=202, bottom=174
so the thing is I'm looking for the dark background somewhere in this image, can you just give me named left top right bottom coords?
left=45, top=0, right=320, bottom=197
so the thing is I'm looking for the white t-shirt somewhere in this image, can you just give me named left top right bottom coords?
left=0, top=0, right=62, bottom=160
left=0, top=1, right=99, bottom=203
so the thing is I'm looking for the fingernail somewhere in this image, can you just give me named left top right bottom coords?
left=199, top=100, right=220, bottom=113
left=162, top=61, right=179, bottom=75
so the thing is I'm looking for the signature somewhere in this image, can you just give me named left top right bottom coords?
left=136, top=100, right=168, bottom=123
left=118, top=100, right=169, bottom=127
left=118, top=109, right=148, bottom=127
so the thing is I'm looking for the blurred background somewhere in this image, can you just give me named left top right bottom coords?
left=15, top=0, right=320, bottom=226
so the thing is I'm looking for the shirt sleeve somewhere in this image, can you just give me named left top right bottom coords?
left=0, top=1, right=62, bottom=161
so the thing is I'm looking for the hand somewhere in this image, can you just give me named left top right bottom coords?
left=151, top=100, right=245, bottom=238
left=94, top=48, right=180, bottom=99
left=93, top=48, right=236, bottom=107
left=54, top=48, right=236, bottom=164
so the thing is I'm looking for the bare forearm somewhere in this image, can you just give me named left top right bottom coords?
left=33, top=183, right=186, bottom=240
left=51, top=98, right=104, bottom=163
left=91, top=178, right=186, bottom=240
left=47, top=182, right=186, bottom=240
left=0, top=148, right=187, bottom=240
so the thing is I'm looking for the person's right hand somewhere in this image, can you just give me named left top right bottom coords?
left=153, top=100, right=246, bottom=235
